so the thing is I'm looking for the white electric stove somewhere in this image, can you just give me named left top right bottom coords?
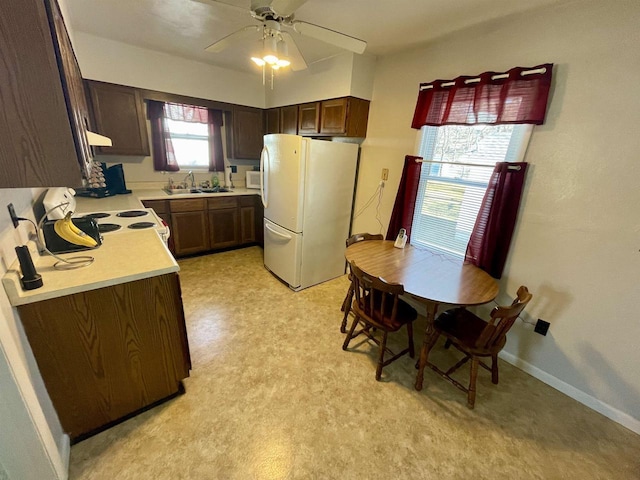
left=76, top=208, right=170, bottom=245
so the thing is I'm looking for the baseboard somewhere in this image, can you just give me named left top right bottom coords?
left=498, top=351, right=640, bottom=435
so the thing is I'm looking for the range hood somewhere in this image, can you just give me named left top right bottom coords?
left=86, top=130, right=112, bottom=147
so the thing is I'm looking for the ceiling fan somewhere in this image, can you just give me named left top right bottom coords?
left=200, top=0, right=367, bottom=72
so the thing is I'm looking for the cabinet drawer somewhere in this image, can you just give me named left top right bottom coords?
left=238, top=195, right=257, bottom=207
left=142, top=199, right=168, bottom=214
left=208, top=197, right=238, bottom=210
left=169, top=198, right=206, bottom=213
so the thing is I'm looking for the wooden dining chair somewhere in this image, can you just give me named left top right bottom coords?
left=342, top=261, right=418, bottom=381
left=340, top=233, right=384, bottom=333
left=418, top=286, right=533, bottom=408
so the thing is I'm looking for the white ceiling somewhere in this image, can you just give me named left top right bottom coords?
left=65, top=0, right=567, bottom=74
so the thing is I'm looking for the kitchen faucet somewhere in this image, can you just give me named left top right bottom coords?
left=185, top=170, right=195, bottom=189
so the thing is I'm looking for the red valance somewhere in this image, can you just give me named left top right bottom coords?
left=411, top=63, right=553, bottom=128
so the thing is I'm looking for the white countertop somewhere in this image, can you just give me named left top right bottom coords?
left=2, top=230, right=179, bottom=306
left=74, top=187, right=261, bottom=213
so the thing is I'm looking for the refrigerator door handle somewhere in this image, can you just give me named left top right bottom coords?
left=260, top=145, right=270, bottom=209
left=265, top=223, right=292, bottom=240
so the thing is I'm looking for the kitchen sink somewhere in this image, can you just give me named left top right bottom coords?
left=163, top=187, right=231, bottom=195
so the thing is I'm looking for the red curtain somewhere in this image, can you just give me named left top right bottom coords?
left=465, top=162, right=528, bottom=278
left=208, top=109, right=224, bottom=172
left=148, top=100, right=179, bottom=172
left=411, top=63, right=553, bottom=128
left=386, top=155, right=423, bottom=242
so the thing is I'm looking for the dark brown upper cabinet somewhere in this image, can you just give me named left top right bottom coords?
left=226, top=105, right=264, bottom=160
left=0, top=0, right=92, bottom=188
left=86, top=80, right=150, bottom=156
left=280, top=105, right=299, bottom=135
left=320, top=97, right=370, bottom=137
left=265, top=108, right=281, bottom=134
left=298, top=102, right=321, bottom=135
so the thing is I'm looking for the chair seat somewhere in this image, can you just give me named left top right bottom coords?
left=435, top=308, right=505, bottom=355
left=356, top=294, right=417, bottom=330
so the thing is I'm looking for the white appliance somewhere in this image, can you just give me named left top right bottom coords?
left=261, top=134, right=358, bottom=291
left=246, top=171, right=261, bottom=189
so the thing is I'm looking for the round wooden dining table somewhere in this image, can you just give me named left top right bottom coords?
left=344, top=240, right=499, bottom=391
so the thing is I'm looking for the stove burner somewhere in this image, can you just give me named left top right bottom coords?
left=99, top=223, right=122, bottom=233
left=116, top=210, right=148, bottom=218
left=85, top=212, right=111, bottom=219
left=128, top=222, right=156, bottom=230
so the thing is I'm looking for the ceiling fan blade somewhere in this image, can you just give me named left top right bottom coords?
left=268, top=0, right=309, bottom=17
left=280, top=31, right=307, bottom=71
left=293, top=21, right=366, bottom=55
left=205, top=25, right=260, bottom=53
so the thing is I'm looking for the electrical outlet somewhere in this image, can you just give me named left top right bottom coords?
left=7, top=203, right=20, bottom=228
left=381, top=168, right=389, bottom=181
left=230, top=165, right=237, bottom=173
left=534, top=319, right=550, bottom=336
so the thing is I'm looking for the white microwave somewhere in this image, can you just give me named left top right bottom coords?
left=246, top=171, right=261, bottom=189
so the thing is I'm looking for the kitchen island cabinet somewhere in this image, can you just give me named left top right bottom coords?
left=18, top=273, right=190, bottom=442
left=0, top=0, right=93, bottom=188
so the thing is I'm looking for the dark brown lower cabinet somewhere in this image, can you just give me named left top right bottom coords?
left=18, top=273, right=191, bottom=442
left=209, top=207, right=240, bottom=249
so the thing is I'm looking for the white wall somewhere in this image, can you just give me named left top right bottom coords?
left=352, top=0, right=640, bottom=431
left=73, top=32, right=265, bottom=108
left=0, top=189, right=69, bottom=479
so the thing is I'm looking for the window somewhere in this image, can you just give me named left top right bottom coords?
left=166, top=118, right=209, bottom=169
left=411, top=124, right=532, bottom=257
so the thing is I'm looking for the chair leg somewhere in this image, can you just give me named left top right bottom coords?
left=407, top=322, right=415, bottom=358
left=376, top=331, right=388, bottom=381
left=468, top=356, right=479, bottom=409
left=340, top=285, right=354, bottom=333
left=491, top=354, right=499, bottom=384
left=342, top=314, right=360, bottom=351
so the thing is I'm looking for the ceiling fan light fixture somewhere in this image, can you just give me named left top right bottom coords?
left=263, top=54, right=279, bottom=65
left=251, top=56, right=266, bottom=66
left=276, top=58, right=290, bottom=67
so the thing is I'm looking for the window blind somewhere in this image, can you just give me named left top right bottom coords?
left=411, top=124, right=532, bottom=257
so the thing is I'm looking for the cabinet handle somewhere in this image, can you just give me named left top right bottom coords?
left=260, top=145, right=270, bottom=209
left=265, top=223, right=291, bottom=240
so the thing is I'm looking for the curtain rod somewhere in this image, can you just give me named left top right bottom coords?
left=419, top=67, right=547, bottom=91
left=416, top=158, right=522, bottom=171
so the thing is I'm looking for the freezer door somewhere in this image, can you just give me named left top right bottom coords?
left=263, top=218, right=302, bottom=289
left=262, top=134, right=306, bottom=233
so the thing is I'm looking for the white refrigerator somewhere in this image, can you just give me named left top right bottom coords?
left=261, top=134, right=359, bottom=291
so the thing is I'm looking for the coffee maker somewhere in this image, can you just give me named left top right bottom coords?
left=75, top=162, right=132, bottom=198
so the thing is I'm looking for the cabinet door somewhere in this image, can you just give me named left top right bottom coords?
left=209, top=208, right=240, bottom=249
left=230, top=106, right=264, bottom=159
left=280, top=105, right=298, bottom=134
left=47, top=0, right=93, bottom=180
left=265, top=108, right=281, bottom=134
left=171, top=211, right=209, bottom=256
left=298, top=102, right=320, bottom=134
left=0, top=0, right=87, bottom=187
left=240, top=206, right=255, bottom=244
left=18, top=274, right=190, bottom=441
left=320, top=98, right=348, bottom=134
left=87, top=81, right=150, bottom=156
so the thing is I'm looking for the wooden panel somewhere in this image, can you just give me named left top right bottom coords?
left=344, top=97, right=370, bottom=137
left=280, top=105, right=298, bottom=134
left=0, top=0, right=83, bottom=188
left=87, top=81, right=150, bottom=156
left=169, top=198, right=206, bottom=213
left=209, top=208, right=239, bottom=249
left=171, top=211, right=209, bottom=256
left=240, top=206, right=256, bottom=244
left=238, top=195, right=256, bottom=207
left=320, top=98, right=348, bottom=134
left=18, top=274, right=190, bottom=440
left=254, top=196, right=264, bottom=246
left=47, top=0, right=93, bottom=180
left=207, top=197, right=238, bottom=210
left=142, top=199, right=168, bottom=214
left=230, top=105, right=264, bottom=159
left=265, top=108, right=280, bottom=134
left=298, top=102, right=320, bottom=134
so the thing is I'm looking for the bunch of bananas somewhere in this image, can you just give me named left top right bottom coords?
left=54, top=213, right=98, bottom=248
